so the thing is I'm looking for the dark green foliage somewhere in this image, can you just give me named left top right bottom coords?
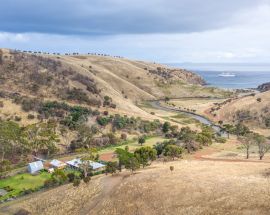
left=112, top=114, right=129, bottom=129
left=105, top=161, right=118, bottom=175
left=96, top=116, right=111, bottom=126
left=164, top=145, right=183, bottom=160
left=125, top=156, right=140, bottom=173
left=153, top=143, right=164, bottom=158
left=162, top=122, right=170, bottom=133
left=67, top=173, right=76, bottom=182
left=134, top=146, right=157, bottom=167
left=138, top=136, right=146, bottom=146
left=51, top=169, right=68, bottom=185
left=196, top=125, right=214, bottom=146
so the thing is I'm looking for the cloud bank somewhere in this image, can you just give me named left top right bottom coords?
left=0, top=0, right=270, bottom=63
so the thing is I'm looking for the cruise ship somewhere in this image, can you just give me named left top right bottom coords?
left=218, top=72, right=236, bottom=77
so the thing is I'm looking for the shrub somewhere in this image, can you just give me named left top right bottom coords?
left=83, top=176, right=91, bottom=183
left=96, top=116, right=110, bottom=126
left=215, top=136, right=227, bottom=143
left=27, top=114, right=35, bottom=119
left=121, top=133, right=127, bottom=140
left=67, top=172, right=76, bottom=182
left=44, top=178, right=57, bottom=187
left=73, top=178, right=81, bottom=187
left=14, top=116, right=22, bottom=121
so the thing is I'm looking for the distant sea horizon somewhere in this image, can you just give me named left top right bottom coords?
left=168, top=63, right=270, bottom=89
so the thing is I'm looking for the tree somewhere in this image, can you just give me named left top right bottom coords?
left=115, top=148, right=140, bottom=174
left=222, top=124, right=234, bottom=139
left=138, top=136, right=146, bottom=146
left=234, top=123, right=250, bottom=137
left=196, top=125, right=214, bottom=146
left=115, top=148, right=133, bottom=172
left=134, top=146, right=157, bottom=168
left=125, top=156, right=140, bottom=174
left=164, top=145, right=183, bottom=160
left=254, top=134, right=269, bottom=160
left=162, top=122, right=170, bottom=133
left=178, top=127, right=196, bottom=153
left=170, top=166, right=174, bottom=173
left=79, top=148, right=98, bottom=178
left=238, top=133, right=254, bottom=159
left=153, top=142, right=164, bottom=158
left=105, top=161, right=118, bottom=175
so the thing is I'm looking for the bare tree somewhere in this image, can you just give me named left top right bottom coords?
left=254, top=134, right=269, bottom=160
left=238, top=133, right=254, bottom=159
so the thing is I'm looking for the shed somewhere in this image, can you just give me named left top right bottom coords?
left=50, top=159, right=67, bottom=169
left=28, top=161, right=44, bottom=174
left=66, top=158, right=105, bottom=171
left=0, top=189, right=7, bottom=197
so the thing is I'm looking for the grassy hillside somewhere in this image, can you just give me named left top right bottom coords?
left=212, top=91, right=270, bottom=134
left=4, top=160, right=270, bottom=215
left=0, top=48, right=231, bottom=165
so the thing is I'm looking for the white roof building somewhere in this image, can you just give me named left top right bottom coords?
left=50, top=159, right=67, bottom=169
left=28, top=161, right=44, bottom=174
left=66, top=158, right=105, bottom=170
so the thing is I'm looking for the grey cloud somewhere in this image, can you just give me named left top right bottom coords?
left=0, top=0, right=267, bottom=35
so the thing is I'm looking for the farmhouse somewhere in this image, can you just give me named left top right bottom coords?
left=28, top=161, right=44, bottom=174
left=66, top=158, right=105, bottom=172
left=50, top=159, right=67, bottom=169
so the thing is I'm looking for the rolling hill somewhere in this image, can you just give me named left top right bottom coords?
left=0, top=48, right=227, bottom=122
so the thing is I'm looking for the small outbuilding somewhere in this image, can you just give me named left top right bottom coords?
left=50, top=159, right=67, bottom=169
left=28, top=161, right=44, bottom=174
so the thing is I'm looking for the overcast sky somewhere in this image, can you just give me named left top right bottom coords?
left=0, top=0, right=270, bottom=63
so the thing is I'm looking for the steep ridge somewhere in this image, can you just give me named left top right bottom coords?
left=0, top=49, right=208, bottom=119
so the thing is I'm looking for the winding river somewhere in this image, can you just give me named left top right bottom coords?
left=149, top=100, right=224, bottom=134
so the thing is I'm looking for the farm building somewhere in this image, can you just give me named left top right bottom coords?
left=50, top=159, right=67, bottom=169
left=28, top=161, right=44, bottom=174
left=66, top=158, right=105, bottom=171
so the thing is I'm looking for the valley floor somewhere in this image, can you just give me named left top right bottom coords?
left=2, top=139, right=270, bottom=215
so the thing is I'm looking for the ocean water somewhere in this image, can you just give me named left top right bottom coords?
left=169, top=63, right=270, bottom=89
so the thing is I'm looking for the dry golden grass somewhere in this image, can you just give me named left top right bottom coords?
left=0, top=99, right=39, bottom=126
left=168, top=98, right=226, bottom=115
left=216, top=91, right=270, bottom=134
left=3, top=158, right=270, bottom=215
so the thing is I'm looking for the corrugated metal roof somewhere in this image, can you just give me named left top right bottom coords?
left=50, top=159, right=66, bottom=167
left=66, top=158, right=105, bottom=170
left=28, top=161, right=44, bottom=173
